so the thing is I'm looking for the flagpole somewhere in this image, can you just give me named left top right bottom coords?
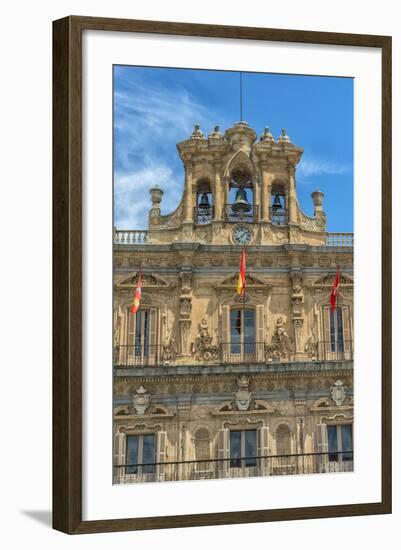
left=242, top=244, right=246, bottom=305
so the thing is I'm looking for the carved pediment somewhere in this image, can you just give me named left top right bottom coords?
left=311, top=273, right=353, bottom=287
left=212, top=399, right=276, bottom=416
left=309, top=397, right=352, bottom=413
left=115, top=272, right=172, bottom=289
left=217, top=273, right=270, bottom=289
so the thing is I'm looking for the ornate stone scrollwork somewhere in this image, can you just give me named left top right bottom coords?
left=191, top=318, right=219, bottom=361
left=265, top=317, right=293, bottom=361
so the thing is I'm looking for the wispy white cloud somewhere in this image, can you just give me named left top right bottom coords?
left=114, top=79, right=225, bottom=228
left=297, top=158, right=351, bottom=178
left=114, top=164, right=180, bottom=229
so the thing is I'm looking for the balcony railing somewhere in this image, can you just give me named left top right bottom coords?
left=325, top=232, right=353, bottom=247
left=114, top=229, right=148, bottom=244
left=316, top=340, right=353, bottom=361
left=269, top=207, right=288, bottom=226
left=224, top=204, right=259, bottom=223
left=114, top=344, right=162, bottom=367
left=113, top=451, right=354, bottom=484
left=194, top=205, right=214, bottom=225
left=114, top=341, right=353, bottom=368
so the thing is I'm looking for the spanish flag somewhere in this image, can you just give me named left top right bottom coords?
left=236, top=247, right=246, bottom=296
left=130, top=271, right=142, bottom=314
left=330, top=266, right=340, bottom=312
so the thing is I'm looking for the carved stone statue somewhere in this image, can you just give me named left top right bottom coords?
left=304, top=335, right=318, bottom=360
left=265, top=317, right=293, bottom=361
left=162, top=336, right=177, bottom=365
left=191, top=319, right=219, bottom=361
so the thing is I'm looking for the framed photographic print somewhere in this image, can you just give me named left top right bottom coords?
left=53, top=16, right=392, bottom=534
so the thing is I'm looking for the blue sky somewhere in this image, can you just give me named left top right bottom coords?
left=114, top=66, right=353, bottom=232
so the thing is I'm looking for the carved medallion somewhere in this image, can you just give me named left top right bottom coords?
left=330, top=380, right=347, bottom=406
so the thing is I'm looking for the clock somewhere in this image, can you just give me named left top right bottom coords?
left=232, top=225, right=252, bottom=245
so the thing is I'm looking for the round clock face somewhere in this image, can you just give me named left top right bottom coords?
left=232, top=225, right=252, bottom=245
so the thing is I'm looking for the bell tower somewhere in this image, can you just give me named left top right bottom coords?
left=146, top=122, right=326, bottom=246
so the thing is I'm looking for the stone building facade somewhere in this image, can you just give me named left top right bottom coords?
left=113, top=122, right=353, bottom=483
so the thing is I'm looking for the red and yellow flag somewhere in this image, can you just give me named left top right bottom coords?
left=236, top=247, right=246, bottom=296
left=330, top=266, right=340, bottom=312
left=130, top=271, right=142, bottom=314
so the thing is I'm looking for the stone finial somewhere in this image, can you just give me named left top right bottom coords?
left=311, top=188, right=324, bottom=214
left=191, top=123, right=205, bottom=139
left=260, top=126, right=274, bottom=142
left=277, top=128, right=291, bottom=143
left=208, top=125, right=223, bottom=139
left=149, top=185, right=163, bottom=206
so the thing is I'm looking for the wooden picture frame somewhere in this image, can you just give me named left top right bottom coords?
left=53, top=15, right=392, bottom=534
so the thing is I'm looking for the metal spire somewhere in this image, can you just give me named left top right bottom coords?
left=239, top=71, right=243, bottom=122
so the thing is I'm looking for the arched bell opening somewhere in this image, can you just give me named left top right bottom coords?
left=226, top=168, right=256, bottom=222
left=270, top=181, right=288, bottom=225
left=195, top=178, right=213, bottom=224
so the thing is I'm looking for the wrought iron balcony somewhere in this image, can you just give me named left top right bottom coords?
left=114, top=344, right=163, bottom=367
left=194, top=205, right=214, bottom=225
left=114, top=340, right=353, bottom=368
left=224, top=203, right=259, bottom=223
left=315, top=340, right=353, bottom=361
left=269, top=207, right=288, bottom=225
left=113, top=451, right=354, bottom=484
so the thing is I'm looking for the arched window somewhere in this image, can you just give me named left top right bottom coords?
left=195, top=178, right=213, bottom=224
left=275, top=424, right=291, bottom=456
left=270, top=182, right=288, bottom=225
left=228, top=307, right=255, bottom=359
left=321, top=304, right=352, bottom=360
left=221, top=304, right=264, bottom=363
left=227, top=169, right=255, bottom=222
left=126, top=307, right=158, bottom=366
left=194, top=428, right=210, bottom=461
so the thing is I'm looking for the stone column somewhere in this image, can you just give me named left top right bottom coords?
left=149, top=186, right=164, bottom=226
left=184, top=163, right=194, bottom=223
left=261, top=168, right=273, bottom=221
left=213, top=163, right=222, bottom=220
left=253, top=173, right=260, bottom=220
left=288, top=164, right=297, bottom=224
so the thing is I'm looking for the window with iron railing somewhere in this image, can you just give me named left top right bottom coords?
left=321, top=304, right=352, bottom=360
left=230, top=429, right=257, bottom=468
left=230, top=308, right=255, bottom=357
left=327, top=425, right=353, bottom=463
left=125, top=307, right=158, bottom=365
left=126, top=434, right=156, bottom=475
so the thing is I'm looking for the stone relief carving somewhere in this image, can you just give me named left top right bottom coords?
left=265, top=317, right=293, bottom=361
left=330, top=380, right=347, bottom=406
left=304, top=335, right=318, bottom=360
left=234, top=376, right=253, bottom=411
left=155, top=201, right=184, bottom=229
left=162, top=337, right=177, bottom=365
left=191, top=318, right=219, bottom=361
left=132, top=386, right=151, bottom=415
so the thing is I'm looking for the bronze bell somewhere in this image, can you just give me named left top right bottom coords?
left=232, top=186, right=251, bottom=213
left=272, top=194, right=283, bottom=212
left=198, top=193, right=211, bottom=210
